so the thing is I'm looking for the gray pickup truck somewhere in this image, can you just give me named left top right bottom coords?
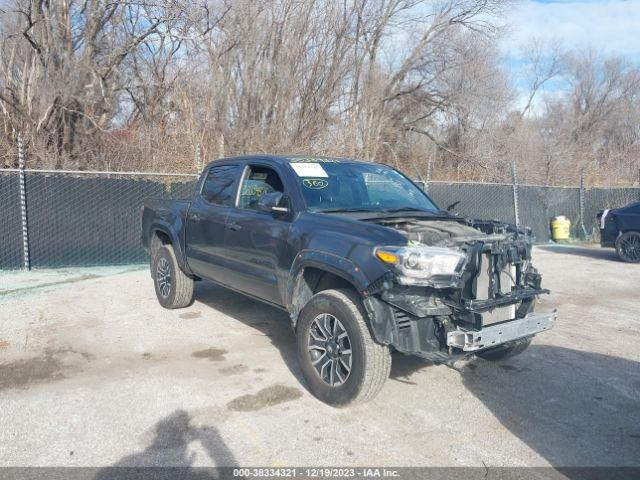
left=141, top=155, right=556, bottom=406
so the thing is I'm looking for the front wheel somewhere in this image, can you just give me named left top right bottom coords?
left=151, top=245, right=195, bottom=309
left=615, top=231, right=640, bottom=263
left=296, top=289, right=391, bottom=407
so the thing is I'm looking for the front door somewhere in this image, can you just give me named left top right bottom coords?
left=223, top=164, right=292, bottom=305
left=185, top=164, right=241, bottom=283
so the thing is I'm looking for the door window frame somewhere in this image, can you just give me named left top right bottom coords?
left=198, top=163, right=243, bottom=207
left=234, top=163, right=288, bottom=213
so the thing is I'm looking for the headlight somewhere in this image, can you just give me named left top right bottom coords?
left=375, top=245, right=467, bottom=288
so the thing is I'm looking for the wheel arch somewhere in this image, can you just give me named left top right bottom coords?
left=148, top=222, right=192, bottom=275
left=150, top=229, right=171, bottom=254
left=287, top=253, right=369, bottom=327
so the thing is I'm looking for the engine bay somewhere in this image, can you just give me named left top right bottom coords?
left=361, top=215, right=550, bottom=359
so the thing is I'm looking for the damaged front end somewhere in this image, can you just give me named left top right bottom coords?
left=362, top=217, right=556, bottom=362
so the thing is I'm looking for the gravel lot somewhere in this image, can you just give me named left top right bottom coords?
left=0, top=245, right=639, bottom=468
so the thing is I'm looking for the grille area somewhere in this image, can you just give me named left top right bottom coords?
left=471, top=252, right=518, bottom=326
left=472, top=252, right=516, bottom=299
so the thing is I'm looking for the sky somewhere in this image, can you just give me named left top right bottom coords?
left=499, top=0, right=640, bottom=113
left=503, top=0, right=640, bottom=59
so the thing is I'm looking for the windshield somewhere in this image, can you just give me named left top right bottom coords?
left=289, top=161, right=440, bottom=214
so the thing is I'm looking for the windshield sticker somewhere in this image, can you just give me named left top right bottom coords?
left=290, top=162, right=328, bottom=177
left=303, top=178, right=328, bottom=189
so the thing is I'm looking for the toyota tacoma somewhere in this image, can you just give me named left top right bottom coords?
left=141, top=155, right=556, bottom=406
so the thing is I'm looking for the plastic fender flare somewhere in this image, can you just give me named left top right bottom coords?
left=286, top=250, right=371, bottom=323
left=150, top=221, right=193, bottom=276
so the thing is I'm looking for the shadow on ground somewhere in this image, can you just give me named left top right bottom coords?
left=389, top=353, right=435, bottom=385
left=393, top=345, right=640, bottom=468
left=537, top=245, right=620, bottom=261
left=464, top=345, right=640, bottom=467
left=193, top=282, right=302, bottom=382
left=194, top=282, right=438, bottom=387
left=94, top=410, right=237, bottom=479
left=188, top=281, right=640, bottom=468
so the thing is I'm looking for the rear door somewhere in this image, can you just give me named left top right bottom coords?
left=185, top=164, right=241, bottom=283
left=223, top=163, right=293, bottom=305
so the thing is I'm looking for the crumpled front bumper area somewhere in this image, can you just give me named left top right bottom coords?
left=446, top=310, right=557, bottom=352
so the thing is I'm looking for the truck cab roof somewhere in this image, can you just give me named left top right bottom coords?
left=205, top=154, right=371, bottom=169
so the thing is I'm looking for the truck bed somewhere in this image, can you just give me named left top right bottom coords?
left=141, top=198, right=191, bottom=252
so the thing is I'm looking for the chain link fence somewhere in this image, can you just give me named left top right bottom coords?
left=1, top=168, right=639, bottom=271
left=426, top=181, right=639, bottom=242
left=516, top=186, right=582, bottom=240
left=0, top=170, right=23, bottom=270
left=427, top=182, right=517, bottom=225
left=1, top=169, right=197, bottom=270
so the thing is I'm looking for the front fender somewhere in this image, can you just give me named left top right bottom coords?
left=285, top=250, right=375, bottom=322
left=287, top=250, right=370, bottom=297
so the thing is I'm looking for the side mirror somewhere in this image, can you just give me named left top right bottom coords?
left=257, top=191, right=289, bottom=215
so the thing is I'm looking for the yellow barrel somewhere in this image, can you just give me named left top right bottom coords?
left=551, top=216, right=571, bottom=241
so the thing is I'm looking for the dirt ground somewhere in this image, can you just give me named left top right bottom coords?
left=0, top=245, right=639, bottom=469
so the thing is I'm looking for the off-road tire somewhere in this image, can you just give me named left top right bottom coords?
left=296, top=289, right=391, bottom=407
left=615, top=231, right=640, bottom=263
left=476, top=336, right=532, bottom=362
left=152, top=245, right=194, bottom=309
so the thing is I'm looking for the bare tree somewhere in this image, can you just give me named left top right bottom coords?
left=0, top=0, right=637, bottom=185
left=519, top=39, right=564, bottom=117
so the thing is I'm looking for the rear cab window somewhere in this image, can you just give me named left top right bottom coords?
left=200, top=164, right=241, bottom=206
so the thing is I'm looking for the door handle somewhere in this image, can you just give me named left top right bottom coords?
left=228, top=222, right=242, bottom=231
left=190, top=213, right=201, bottom=222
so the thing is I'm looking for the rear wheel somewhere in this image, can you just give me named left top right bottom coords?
left=476, top=336, right=532, bottom=362
left=296, top=289, right=391, bottom=407
left=151, top=245, right=194, bottom=309
left=615, top=231, right=640, bottom=263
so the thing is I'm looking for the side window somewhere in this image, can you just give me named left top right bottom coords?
left=201, top=165, right=240, bottom=206
left=239, top=166, right=284, bottom=210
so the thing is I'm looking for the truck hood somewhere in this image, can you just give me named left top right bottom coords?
left=360, top=216, right=524, bottom=247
